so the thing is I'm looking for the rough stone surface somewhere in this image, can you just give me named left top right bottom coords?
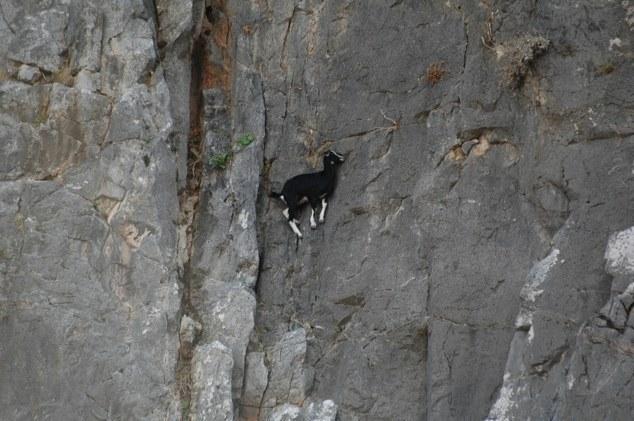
left=267, top=400, right=337, bottom=421
left=193, top=69, right=265, bottom=290
left=242, top=352, right=269, bottom=420
left=2, top=0, right=634, bottom=420
left=260, top=328, right=314, bottom=417
left=605, top=227, right=634, bottom=276
left=267, top=404, right=302, bottom=421
left=180, top=314, right=202, bottom=347
left=191, top=341, right=234, bottom=421
left=301, top=399, right=337, bottom=421
left=0, top=0, right=192, bottom=419
left=196, top=280, right=255, bottom=399
left=488, top=227, right=634, bottom=421
left=156, top=0, right=195, bottom=191
left=237, top=0, right=633, bottom=420
left=187, top=5, right=266, bottom=411
left=16, top=64, right=41, bottom=84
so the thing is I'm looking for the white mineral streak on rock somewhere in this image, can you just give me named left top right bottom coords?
left=605, top=227, right=634, bottom=275
left=521, top=248, right=560, bottom=302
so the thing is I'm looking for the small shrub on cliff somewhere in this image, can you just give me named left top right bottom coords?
left=425, top=62, right=447, bottom=85
left=207, top=133, right=256, bottom=170
left=236, top=133, right=255, bottom=149
left=209, top=152, right=231, bottom=169
left=500, top=36, right=550, bottom=89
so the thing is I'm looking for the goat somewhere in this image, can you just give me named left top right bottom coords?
left=269, top=150, right=345, bottom=239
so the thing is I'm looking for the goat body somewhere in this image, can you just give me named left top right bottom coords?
left=270, top=150, right=344, bottom=238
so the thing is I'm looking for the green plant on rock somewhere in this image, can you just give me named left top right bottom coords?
left=209, top=152, right=231, bottom=169
left=235, top=133, right=255, bottom=149
left=206, top=133, right=256, bottom=170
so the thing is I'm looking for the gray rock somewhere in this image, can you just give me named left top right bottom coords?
left=186, top=34, right=264, bottom=415
left=191, top=341, right=234, bottom=421
left=0, top=179, right=181, bottom=420
left=16, top=64, right=41, bottom=84
left=267, top=404, right=302, bottom=421
left=620, top=282, right=634, bottom=310
left=597, top=283, right=634, bottom=332
left=67, top=6, right=103, bottom=74
left=605, top=226, right=634, bottom=276
left=1, top=0, right=183, bottom=418
left=180, top=314, right=202, bottom=347
left=302, top=399, right=337, bottom=421
left=73, top=69, right=100, bottom=93
left=7, top=5, right=69, bottom=72
left=196, top=280, right=255, bottom=400
left=267, top=400, right=337, bottom=421
left=242, top=352, right=269, bottom=420
left=0, top=81, right=111, bottom=180
left=548, top=277, right=634, bottom=420
left=489, top=225, right=634, bottom=420
left=261, top=329, right=312, bottom=415
left=2, top=0, right=634, bottom=420
left=156, top=0, right=193, bottom=47
left=193, top=70, right=265, bottom=289
left=242, top=0, right=634, bottom=420
left=161, top=32, right=192, bottom=191
left=99, top=15, right=157, bottom=96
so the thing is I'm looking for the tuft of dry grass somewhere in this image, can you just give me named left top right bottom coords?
left=500, top=36, right=550, bottom=89
left=425, top=62, right=447, bottom=86
left=306, top=140, right=334, bottom=168
left=481, top=7, right=497, bottom=49
left=595, top=62, right=616, bottom=76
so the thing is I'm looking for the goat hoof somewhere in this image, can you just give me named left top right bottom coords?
left=310, top=224, right=317, bottom=230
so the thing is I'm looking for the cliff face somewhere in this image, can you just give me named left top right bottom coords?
left=0, top=0, right=183, bottom=419
left=0, top=1, right=632, bottom=420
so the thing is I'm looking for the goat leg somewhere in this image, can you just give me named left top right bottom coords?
left=319, top=198, right=328, bottom=223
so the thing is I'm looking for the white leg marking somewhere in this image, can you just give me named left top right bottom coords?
left=289, top=220, right=303, bottom=238
left=282, top=208, right=289, bottom=219
left=310, top=209, right=317, bottom=229
left=319, top=199, right=327, bottom=223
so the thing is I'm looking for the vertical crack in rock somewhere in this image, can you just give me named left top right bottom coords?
left=0, top=1, right=16, bottom=35
left=175, top=4, right=206, bottom=419
left=147, top=0, right=162, bottom=51
left=175, top=0, right=237, bottom=418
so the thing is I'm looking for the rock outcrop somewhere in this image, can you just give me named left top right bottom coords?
left=1, top=0, right=184, bottom=419
left=191, top=341, right=234, bottom=421
left=1, top=1, right=632, bottom=420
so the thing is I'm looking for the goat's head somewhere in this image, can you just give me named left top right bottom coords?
left=324, top=150, right=345, bottom=166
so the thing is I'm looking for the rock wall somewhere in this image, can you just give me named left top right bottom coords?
left=1, top=0, right=633, bottom=420
left=0, top=0, right=185, bottom=419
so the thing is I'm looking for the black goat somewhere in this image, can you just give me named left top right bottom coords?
left=269, top=150, right=345, bottom=238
